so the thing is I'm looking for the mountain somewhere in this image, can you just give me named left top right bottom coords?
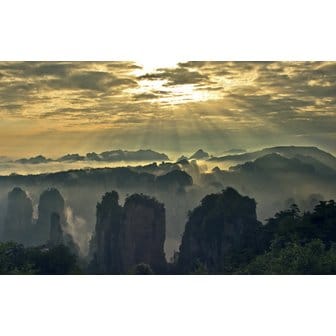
left=35, top=188, right=68, bottom=245
left=189, top=149, right=209, bottom=160
left=178, top=188, right=261, bottom=274
left=90, top=191, right=166, bottom=274
left=155, top=170, right=193, bottom=191
left=224, top=148, right=246, bottom=154
left=86, top=152, right=101, bottom=161
left=203, top=151, right=336, bottom=221
left=3, top=187, right=33, bottom=245
left=16, top=155, right=52, bottom=164
left=58, top=153, right=85, bottom=162
left=14, top=149, right=170, bottom=164
left=176, top=155, right=188, bottom=163
left=230, top=153, right=317, bottom=174
left=292, top=154, right=336, bottom=175
left=98, top=149, right=169, bottom=162
left=209, top=146, right=336, bottom=170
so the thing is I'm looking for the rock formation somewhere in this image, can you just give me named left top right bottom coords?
left=49, top=212, right=64, bottom=246
left=155, top=170, right=193, bottom=193
left=3, top=187, right=33, bottom=245
left=178, top=187, right=261, bottom=274
left=91, top=191, right=166, bottom=274
left=91, top=191, right=123, bottom=274
left=120, top=194, right=166, bottom=273
left=35, top=188, right=67, bottom=244
left=48, top=212, right=79, bottom=255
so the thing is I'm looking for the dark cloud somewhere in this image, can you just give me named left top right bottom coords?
left=27, top=62, right=75, bottom=77
left=134, top=93, right=158, bottom=100
left=0, top=104, right=22, bottom=111
left=139, top=67, right=209, bottom=86
left=46, top=70, right=136, bottom=92
left=106, top=62, right=142, bottom=70
left=133, top=90, right=170, bottom=101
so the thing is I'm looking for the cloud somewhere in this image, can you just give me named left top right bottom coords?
left=46, top=70, right=137, bottom=92
left=0, top=61, right=335, bottom=156
left=139, top=66, right=210, bottom=86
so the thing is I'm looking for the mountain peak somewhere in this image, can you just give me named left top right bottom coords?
left=189, top=149, right=209, bottom=160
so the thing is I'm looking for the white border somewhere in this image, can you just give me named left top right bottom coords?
left=0, top=0, right=336, bottom=335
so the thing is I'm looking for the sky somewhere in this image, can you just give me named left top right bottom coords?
left=0, top=61, right=335, bottom=158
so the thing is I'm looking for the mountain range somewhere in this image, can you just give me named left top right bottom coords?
left=208, top=146, right=336, bottom=170
left=14, top=149, right=169, bottom=164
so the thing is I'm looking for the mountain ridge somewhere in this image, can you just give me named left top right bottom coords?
left=209, top=145, right=336, bottom=170
left=14, top=149, right=169, bottom=164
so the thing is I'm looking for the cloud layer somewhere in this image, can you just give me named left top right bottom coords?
left=0, top=61, right=335, bottom=157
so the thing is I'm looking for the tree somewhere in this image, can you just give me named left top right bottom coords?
left=0, top=242, right=81, bottom=275
left=239, top=239, right=336, bottom=275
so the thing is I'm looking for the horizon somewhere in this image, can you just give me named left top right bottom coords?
left=2, top=143, right=336, bottom=161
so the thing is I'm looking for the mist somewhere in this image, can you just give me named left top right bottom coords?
left=0, top=145, right=334, bottom=259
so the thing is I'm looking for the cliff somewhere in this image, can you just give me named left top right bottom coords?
left=48, top=212, right=79, bottom=255
left=91, top=191, right=166, bottom=274
left=35, top=188, right=67, bottom=245
left=92, top=191, right=123, bottom=273
left=3, top=187, right=33, bottom=245
left=49, top=212, right=64, bottom=246
left=178, top=187, right=261, bottom=273
left=120, top=194, right=166, bottom=273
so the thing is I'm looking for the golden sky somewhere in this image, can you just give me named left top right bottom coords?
left=0, top=61, right=335, bottom=158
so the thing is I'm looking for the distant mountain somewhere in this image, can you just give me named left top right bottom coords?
left=203, top=151, right=336, bottom=220
left=0, top=156, right=9, bottom=162
left=292, top=154, right=336, bottom=175
left=58, top=154, right=85, bottom=162
left=210, top=146, right=336, bottom=170
left=176, top=155, right=188, bottom=163
left=97, top=149, right=169, bottom=162
left=15, top=149, right=170, bottom=164
left=224, top=148, right=246, bottom=154
left=16, top=155, right=52, bottom=164
left=189, top=149, right=209, bottom=160
left=86, top=152, right=101, bottom=161
left=155, top=170, right=193, bottom=190
left=230, top=153, right=317, bottom=174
